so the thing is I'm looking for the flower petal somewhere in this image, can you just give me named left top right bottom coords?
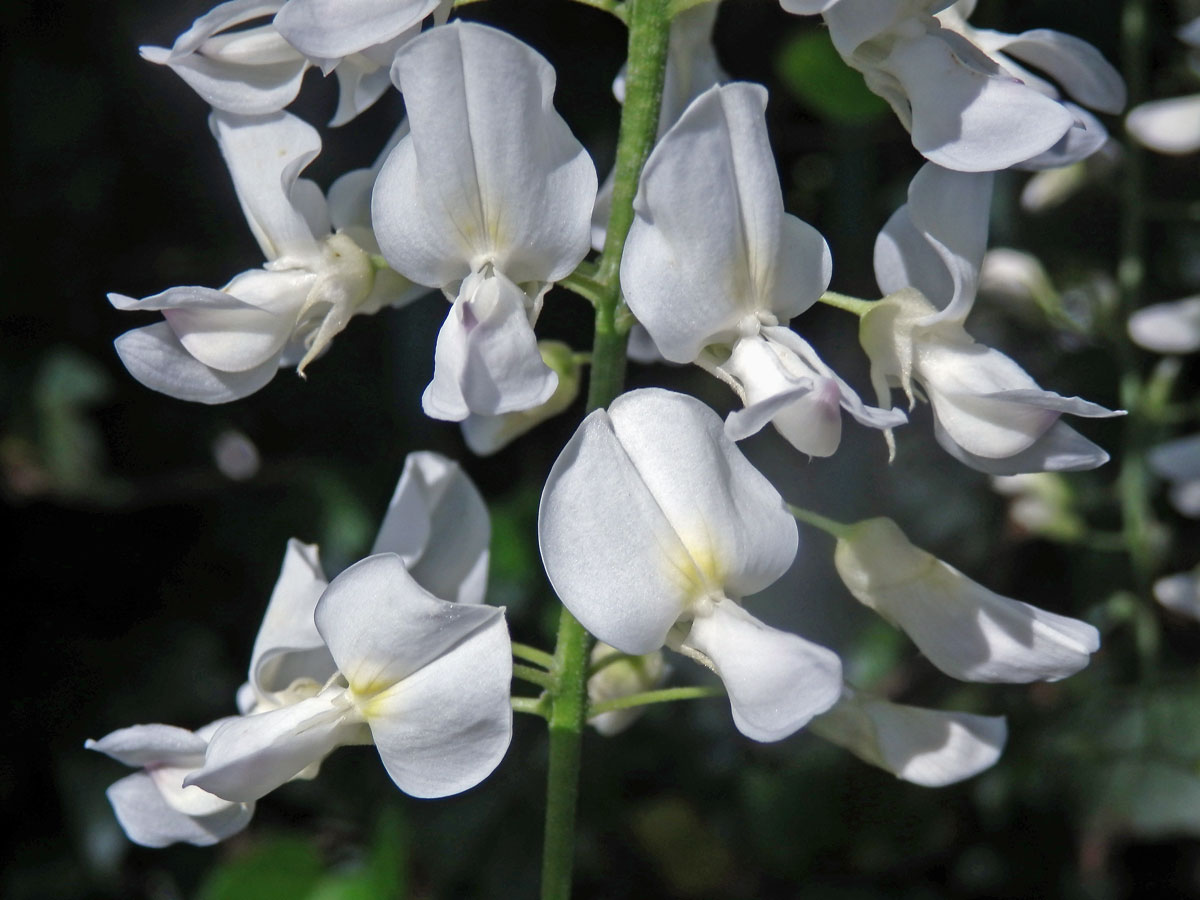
left=315, top=553, right=506, bottom=691
left=210, top=109, right=324, bottom=261
left=1126, top=95, right=1200, bottom=155
left=187, top=692, right=358, bottom=801
left=421, top=272, right=558, bottom=421
left=680, top=600, right=842, bottom=742
left=274, top=0, right=436, bottom=60
left=358, top=604, right=512, bottom=798
left=85, top=724, right=207, bottom=769
left=934, top=417, right=1112, bottom=474
left=622, top=83, right=830, bottom=362
left=248, top=539, right=335, bottom=699
left=373, top=22, right=596, bottom=285
left=989, top=28, right=1126, bottom=114
left=889, top=31, right=1076, bottom=172
left=113, top=323, right=281, bottom=404
left=1128, top=297, right=1200, bottom=354
left=811, top=689, right=1007, bottom=786
left=371, top=452, right=491, bottom=605
left=105, top=772, right=253, bottom=848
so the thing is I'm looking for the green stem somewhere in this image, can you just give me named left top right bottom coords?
left=512, top=642, right=557, bottom=670
left=560, top=269, right=608, bottom=308
left=515, top=664, right=556, bottom=690
left=588, top=685, right=725, bottom=718
left=540, top=3, right=672, bottom=898
left=787, top=503, right=854, bottom=540
left=818, top=290, right=875, bottom=317
left=513, top=696, right=551, bottom=719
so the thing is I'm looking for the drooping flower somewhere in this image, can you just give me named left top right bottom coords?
left=1154, top=565, right=1200, bottom=621
left=539, top=388, right=842, bottom=742
left=809, top=687, right=1006, bottom=786
left=188, top=553, right=513, bottom=801
left=833, top=516, right=1100, bottom=683
left=86, top=721, right=254, bottom=847
left=110, top=111, right=422, bottom=403
left=865, top=163, right=1121, bottom=473
left=621, top=83, right=903, bottom=457
left=788, top=0, right=1122, bottom=172
left=372, top=22, right=597, bottom=421
left=140, top=0, right=428, bottom=126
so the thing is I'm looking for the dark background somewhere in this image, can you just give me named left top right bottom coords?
left=5, top=0, right=1200, bottom=897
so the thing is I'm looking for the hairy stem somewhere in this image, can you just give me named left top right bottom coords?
left=540, top=3, right=672, bottom=899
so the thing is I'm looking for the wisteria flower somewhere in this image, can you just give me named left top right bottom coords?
left=188, top=553, right=512, bottom=801
left=86, top=722, right=254, bottom=847
left=793, top=0, right=1121, bottom=172
left=372, top=22, right=597, bottom=421
left=111, top=111, right=422, bottom=403
left=1148, top=433, right=1200, bottom=518
left=539, top=388, right=842, bottom=742
left=833, top=516, right=1099, bottom=682
left=1127, top=297, right=1200, bottom=355
left=140, top=0, right=425, bottom=126
left=621, top=83, right=903, bottom=457
left=865, top=163, right=1121, bottom=472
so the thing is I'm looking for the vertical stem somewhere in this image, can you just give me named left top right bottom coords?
left=540, top=2, right=672, bottom=898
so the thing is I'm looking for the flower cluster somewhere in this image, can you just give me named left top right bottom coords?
left=96, top=0, right=1128, bottom=860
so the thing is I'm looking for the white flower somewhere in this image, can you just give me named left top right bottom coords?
left=587, top=644, right=670, bottom=737
left=539, top=388, right=842, bottom=742
left=188, top=554, right=513, bottom=801
left=1148, top=433, right=1200, bottom=518
left=1128, top=297, right=1200, bottom=355
left=809, top=687, right=1006, bottom=786
left=86, top=722, right=254, bottom=847
left=833, top=516, right=1099, bottom=683
left=140, top=0, right=423, bottom=126
left=372, top=22, right=597, bottom=421
left=1126, top=18, right=1200, bottom=155
left=110, top=111, right=422, bottom=403
left=866, top=163, right=1121, bottom=473
left=621, top=83, right=903, bottom=457
left=806, top=0, right=1120, bottom=172
left=239, top=451, right=490, bottom=717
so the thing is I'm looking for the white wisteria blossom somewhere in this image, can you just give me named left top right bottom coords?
left=139, top=0, right=424, bottom=126
left=539, top=388, right=842, bottom=742
left=86, top=721, right=255, bottom=848
left=790, top=0, right=1121, bottom=172
left=1126, top=18, right=1200, bottom=155
left=809, top=687, right=1006, bottom=786
left=1127, top=297, right=1200, bottom=355
left=187, top=553, right=512, bottom=802
left=865, top=162, right=1121, bottom=472
left=833, top=516, right=1100, bottom=683
left=373, top=22, right=597, bottom=421
left=621, top=83, right=903, bottom=457
left=110, top=111, right=421, bottom=403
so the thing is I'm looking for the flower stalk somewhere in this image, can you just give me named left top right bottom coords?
left=540, top=2, right=672, bottom=898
